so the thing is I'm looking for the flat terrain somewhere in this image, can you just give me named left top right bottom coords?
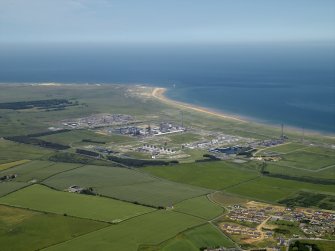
left=0, top=182, right=29, bottom=197
left=143, top=223, right=236, bottom=251
left=43, top=165, right=210, bottom=207
left=44, top=210, right=205, bottom=251
left=0, top=184, right=155, bottom=222
left=144, top=161, right=260, bottom=191
left=144, top=161, right=335, bottom=202
left=0, top=160, right=30, bottom=171
left=0, top=160, right=82, bottom=182
left=0, top=204, right=108, bottom=251
left=0, top=84, right=334, bottom=251
left=173, top=196, right=224, bottom=220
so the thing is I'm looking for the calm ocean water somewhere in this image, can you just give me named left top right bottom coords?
left=0, top=42, right=334, bottom=133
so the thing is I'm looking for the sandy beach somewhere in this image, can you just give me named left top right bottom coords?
left=151, top=87, right=246, bottom=123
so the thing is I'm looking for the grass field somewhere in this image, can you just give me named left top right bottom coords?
left=44, top=210, right=205, bottom=251
left=258, top=143, right=307, bottom=154
left=141, top=223, right=236, bottom=251
left=0, top=184, right=155, bottom=222
left=0, top=139, right=53, bottom=164
left=161, top=224, right=235, bottom=250
left=43, top=165, right=210, bottom=207
left=226, top=176, right=335, bottom=202
left=173, top=196, right=224, bottom=220
left=208, top=191, right=248, bottom=207
left=0, top=160, right=82, bottom=182
left=0, top=182, right=29, bottom=197
left=143, top=161, right=260, bottom=191
left=39, top=129, right=135, bottom=146
left=278, top=151, right=335, bottom=170
left=0, top=160, right=30, bottom=171
left=265, top=163, right=335, bottom=179
left=289, top=240, right=335, bottom=251
left=143, top=161, right=335, bottom=203
left=0, top=204, right=108, bottom=251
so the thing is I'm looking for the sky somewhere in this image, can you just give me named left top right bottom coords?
left=0, top=0, right=335, bottom=43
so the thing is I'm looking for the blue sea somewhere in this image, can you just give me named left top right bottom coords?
left=0, top=42, right=334, bottom=133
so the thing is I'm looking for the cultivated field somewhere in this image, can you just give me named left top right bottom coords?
left=173, top=195, right=224, bottom=220
left=158, top=223, right=235, bottom=251
left=0, top=160, right=82, bottom=182
left=0, top=182, right=29, bottom=197
left=0, top=205, right=107, bottom=251
left=0, top=184, right=155, bottom=222
left=43, top=165, right=210, bottom=207
left=144, top=161, right=260, bottom=191
left=43, top=210, right=205, bottom=251
left=0, top=160, right=30, bottom=171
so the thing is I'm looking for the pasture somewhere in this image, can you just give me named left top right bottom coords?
left=157, top=223, right=235, bottom=251
left=173, top=196, right=223, bottom=220
left=0, top=160, right=82, bottom=182
left=0, top=182, right=29, bottom=197
left=44, top=210, right=204, bottom=251
left=258, top=143, right=307, bottom=154
left=39, top=129, right=135, bottom=146
left=0, top=205, right=107, bottom=251
left=0, top=184, right=155, bottom=222
left=143, top=161, right=260, bottom=190
left=0, top=160, right=30, bottom=171
left=0, top=139, right=53, bottom=164
left=278, top=151, right=335, bottom=170
left=226, top=176, right=335, bottom=202
left=43, top=165, right=210, bottom=207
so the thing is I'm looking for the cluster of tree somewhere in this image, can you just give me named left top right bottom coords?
left=48, top=152, right=119, bottom=167
left=107, top=155, right=178, bottom=167
left=80, top=187, right=96, bottom=195
left=82, top=139, right=106, bottom=144
left=195, top=154, right=220, bottom=162
left=265, top=173, right=335, bottom=185
left=27, top=129, right=70, bottom=138
left=0, top=99, right=73, bottom=110
left=279, top=192, right=334, bottom=210
left=5, top=136, right=69, bottom=150
left=289, top=241, right=321, bottom=251
left=76, top=149, right=101, bottom=158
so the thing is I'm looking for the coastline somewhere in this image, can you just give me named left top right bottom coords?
left=151, top=87, right=246, bottom=123
left=151, top=87, right=335, bottom=138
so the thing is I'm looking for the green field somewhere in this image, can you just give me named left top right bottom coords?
left=143, top=161, right=260, bottom=190
left=0, top=182, right=29, bottom=197
left=0, top=160, right=82, bottom=182
left=143, top=161, right=335, bottom=203
left=0, top=205, right=108, bottom=251
left=43, top=165, right=210, bottom=207
left=0, top=160, right=30, bottom=171
left=0, top=184, right=155, bottom=222
left=265, top=163, right=335, bottom=180
left=0, top=139, right=53, bottom=164
left=258, top=143, right=307, bottom=154
left=226, top=176, right=335, bottom=202
left=173, top=196, right=224, bottom=220
left=142, top=223, right=236, bottom=251
left=289, top=239, right=335, bottom=251
left=278, top=151, right=335, bottom=170
left=44, top=210, right=205, bottom=251
left=39, top=129, right=135, bottom=146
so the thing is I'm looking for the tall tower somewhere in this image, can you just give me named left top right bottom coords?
left=181, top=110, right=184, bottom=128
left=281, top=124, right=284, bottom=138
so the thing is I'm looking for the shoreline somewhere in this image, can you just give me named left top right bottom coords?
left=151, top=87, right=335, bottom=138
left=152, top=87, right=247, bottom=123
